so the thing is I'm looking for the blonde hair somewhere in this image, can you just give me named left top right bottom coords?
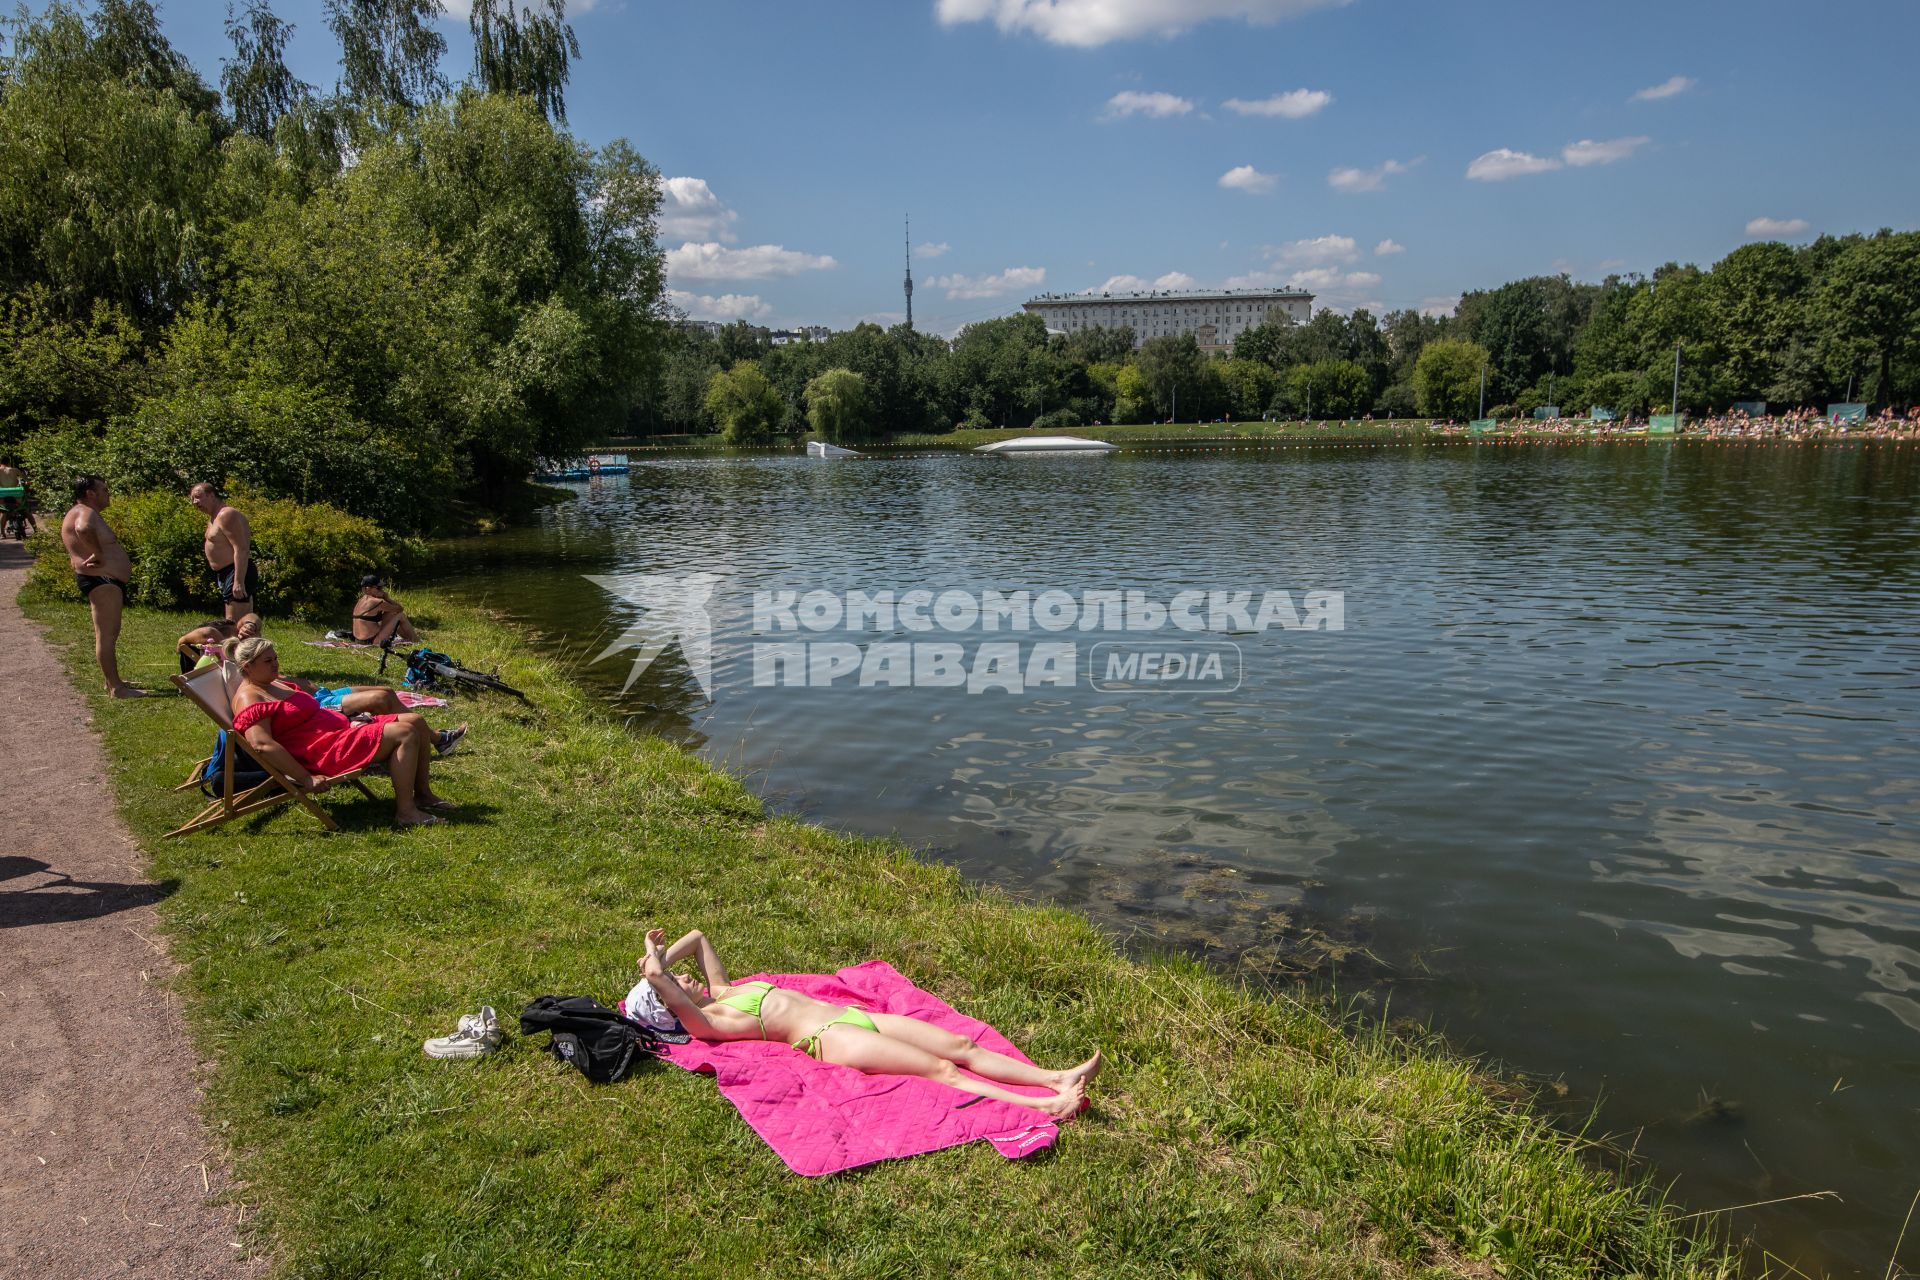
left=223, top=635, right=276, bottom=669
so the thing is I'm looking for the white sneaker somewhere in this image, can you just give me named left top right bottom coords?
left=424, top=1005, right=501, bottom=1059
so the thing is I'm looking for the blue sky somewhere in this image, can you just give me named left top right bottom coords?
left=147, top=0, right=1920, bottom=333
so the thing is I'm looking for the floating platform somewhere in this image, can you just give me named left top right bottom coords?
left=534, top=453, right=631, bottom=481
left=973, top=435, right=1118, bottom=455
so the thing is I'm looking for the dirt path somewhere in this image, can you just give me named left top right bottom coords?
left=0, top=543, right=266, bottom=1278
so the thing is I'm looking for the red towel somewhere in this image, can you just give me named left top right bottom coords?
left=659, top=960, right=1060, bottom=1175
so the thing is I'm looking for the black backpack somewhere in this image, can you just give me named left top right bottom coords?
left=519, top=995, right=674, bottom=1084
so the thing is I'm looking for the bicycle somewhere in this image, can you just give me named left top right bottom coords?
left=0, top=488, right=31, bottom=541
left=377, top=639, right=530, bottom=703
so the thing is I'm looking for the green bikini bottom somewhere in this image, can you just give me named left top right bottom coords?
left=793, top=1007, right=877, bottom=1060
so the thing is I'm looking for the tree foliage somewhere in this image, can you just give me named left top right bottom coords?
left=324, top=0, right=447, bottom=110
left=222, top=1, right=309, bottom=140
left=1414, top=339, right=1491, bottom=419
left=804, top=367, right=873, bottom=444
left=0, top=3, right=664, bottom=531
left=469, top=0, right=579, bottom=121
left=705, top=361, right=784, bottom=445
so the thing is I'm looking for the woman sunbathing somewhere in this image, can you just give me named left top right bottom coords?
left=637, top=928, right=1100, bottom=1118
left=224, top=636, right=462, bottom=827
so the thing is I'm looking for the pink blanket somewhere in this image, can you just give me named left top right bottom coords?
left=658, top=961, right=1059, bottom=1175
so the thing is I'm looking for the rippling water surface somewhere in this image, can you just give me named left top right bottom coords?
left=441, top=442, right=1920, bottom=1275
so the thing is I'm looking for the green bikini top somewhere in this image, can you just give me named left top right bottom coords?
left=714, top=980, right=774, bottom=1015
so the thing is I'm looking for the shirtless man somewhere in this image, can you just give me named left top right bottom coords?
left=60, top=475, right=145, bottom=698
left=189, top=482, right=255, bottom=622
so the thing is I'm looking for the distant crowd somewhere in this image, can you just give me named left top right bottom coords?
left=1428, top=407, right=1920, bottom=440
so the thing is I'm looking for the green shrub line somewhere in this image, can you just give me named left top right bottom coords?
left=19, top=587, right=1747, bottom=1279
left=23, top=487, right=408, bottom=620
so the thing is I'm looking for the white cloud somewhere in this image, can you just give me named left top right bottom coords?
left=1746, top=216, right=1811, bottom=238
left=669, top=290, right=773, bottom=323
left=658, top=177, right=740, bottom=244
left=1466, top=148, right=1563, bottom=181
left=1467, top=138, right=1648, bottom=180
left=1087, top=270, right=1198, bottom=293
left=1374, top=238, right=1405, bottom=256
left=915, top=241, right=951, bottom=259
left=1286, top=266, right=1381, bottom=292
left=1271, top=234, right=1358, bottom=265
left=666, top=242, right=838, bottom=281
left=1101, top=90, right=1195, bottom=120
left=1221, top=263, right=1380, bottom=310
left=1218, top=164, right=1278, bottom=194
left=1328, top=157, right=1411, bottom=193
left=1561, top=136, right=1649, bottom=167
left=930, top=265, right=1047, bottom=299
left=1223, top=88, right=1332, bottom=119
left=1631, top=75, right=1694, bottom=102
left=935, top=0, right=1349, bottom=47
left=1420, top=295, right=1459, bottom=318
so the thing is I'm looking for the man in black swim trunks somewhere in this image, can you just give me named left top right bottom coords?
left=190, top=481, right=256, bottom=622
left=59, top=474, right=145, bottom=698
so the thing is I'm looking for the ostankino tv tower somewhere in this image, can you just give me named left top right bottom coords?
left=904, top=215, right=914, bottom=331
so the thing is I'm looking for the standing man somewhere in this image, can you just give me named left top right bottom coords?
left=60, top=475, right=145, bottom=698
left=189, top=482, right=255, bottom=622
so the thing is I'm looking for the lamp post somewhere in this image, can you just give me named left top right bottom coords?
left=1672, top=342, right=1682, bottom=427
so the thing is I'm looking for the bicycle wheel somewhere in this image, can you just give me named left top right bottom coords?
left=432, top=662, right=528, bottom=702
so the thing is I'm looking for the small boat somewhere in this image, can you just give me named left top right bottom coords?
left=533, top=453, right=631, bottom=481
left=973, top=435, right=1117, bottom=455
left=807, top=441, right=861, bottom=458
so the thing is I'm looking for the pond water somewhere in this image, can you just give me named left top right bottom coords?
left=438, top=441, right=1920, bottom=1276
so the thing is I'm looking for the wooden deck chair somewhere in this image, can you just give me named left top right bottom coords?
left=166, top=662, right=378, bottom=838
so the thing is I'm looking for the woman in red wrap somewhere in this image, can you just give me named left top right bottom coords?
left=225, top=635, right=455, bottom=827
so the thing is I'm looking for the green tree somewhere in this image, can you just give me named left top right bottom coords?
left=1112, top=363, right=1152, bottom=423
left=1288, top=359, right=1370, bottom=419
left=804, top=367, right=873, bottom=444
left=324, top=0, right=446, bottom=110
left=1811, top=231, right=1920, bottom=407
left=0, top=2, right=225, bottom=320
left=1708, top=242, right=1806, bottom=400
left=1133, top=335, right=1205, bottom=419
left=1232, top=316, right=1295, bottom=367
left=0, top=287, right=148, bottom=445
left=221, top=1, right=310, bottom=140
left=469, top=0, right=580, bottom=122
left=705, top=360, right=783, bottom=444
left=1217, top=358, right=1278, bottom=420
left=1414, top=338, right=1490, bottom=419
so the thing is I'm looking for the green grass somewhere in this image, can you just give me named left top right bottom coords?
left=21, top=587, right=1749, bottom=1279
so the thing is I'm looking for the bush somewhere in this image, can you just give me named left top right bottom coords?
left=1031, top=408, right=1083, bottom=429
left=24, top=488, right=397, bottom=619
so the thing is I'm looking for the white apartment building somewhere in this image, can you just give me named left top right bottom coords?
left=1023, top=288, right=1313, bottom=355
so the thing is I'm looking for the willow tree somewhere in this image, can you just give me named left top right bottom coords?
left=324, top=0, right=447, bottom=110
left=469, top=0, right=580, bottom=121
left=222, top=1, right=309, bottom=140
left=804, top=367, right=873, bottom=444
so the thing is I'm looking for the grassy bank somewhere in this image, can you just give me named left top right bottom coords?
left=20, top=586, right=1744, bottom=1279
